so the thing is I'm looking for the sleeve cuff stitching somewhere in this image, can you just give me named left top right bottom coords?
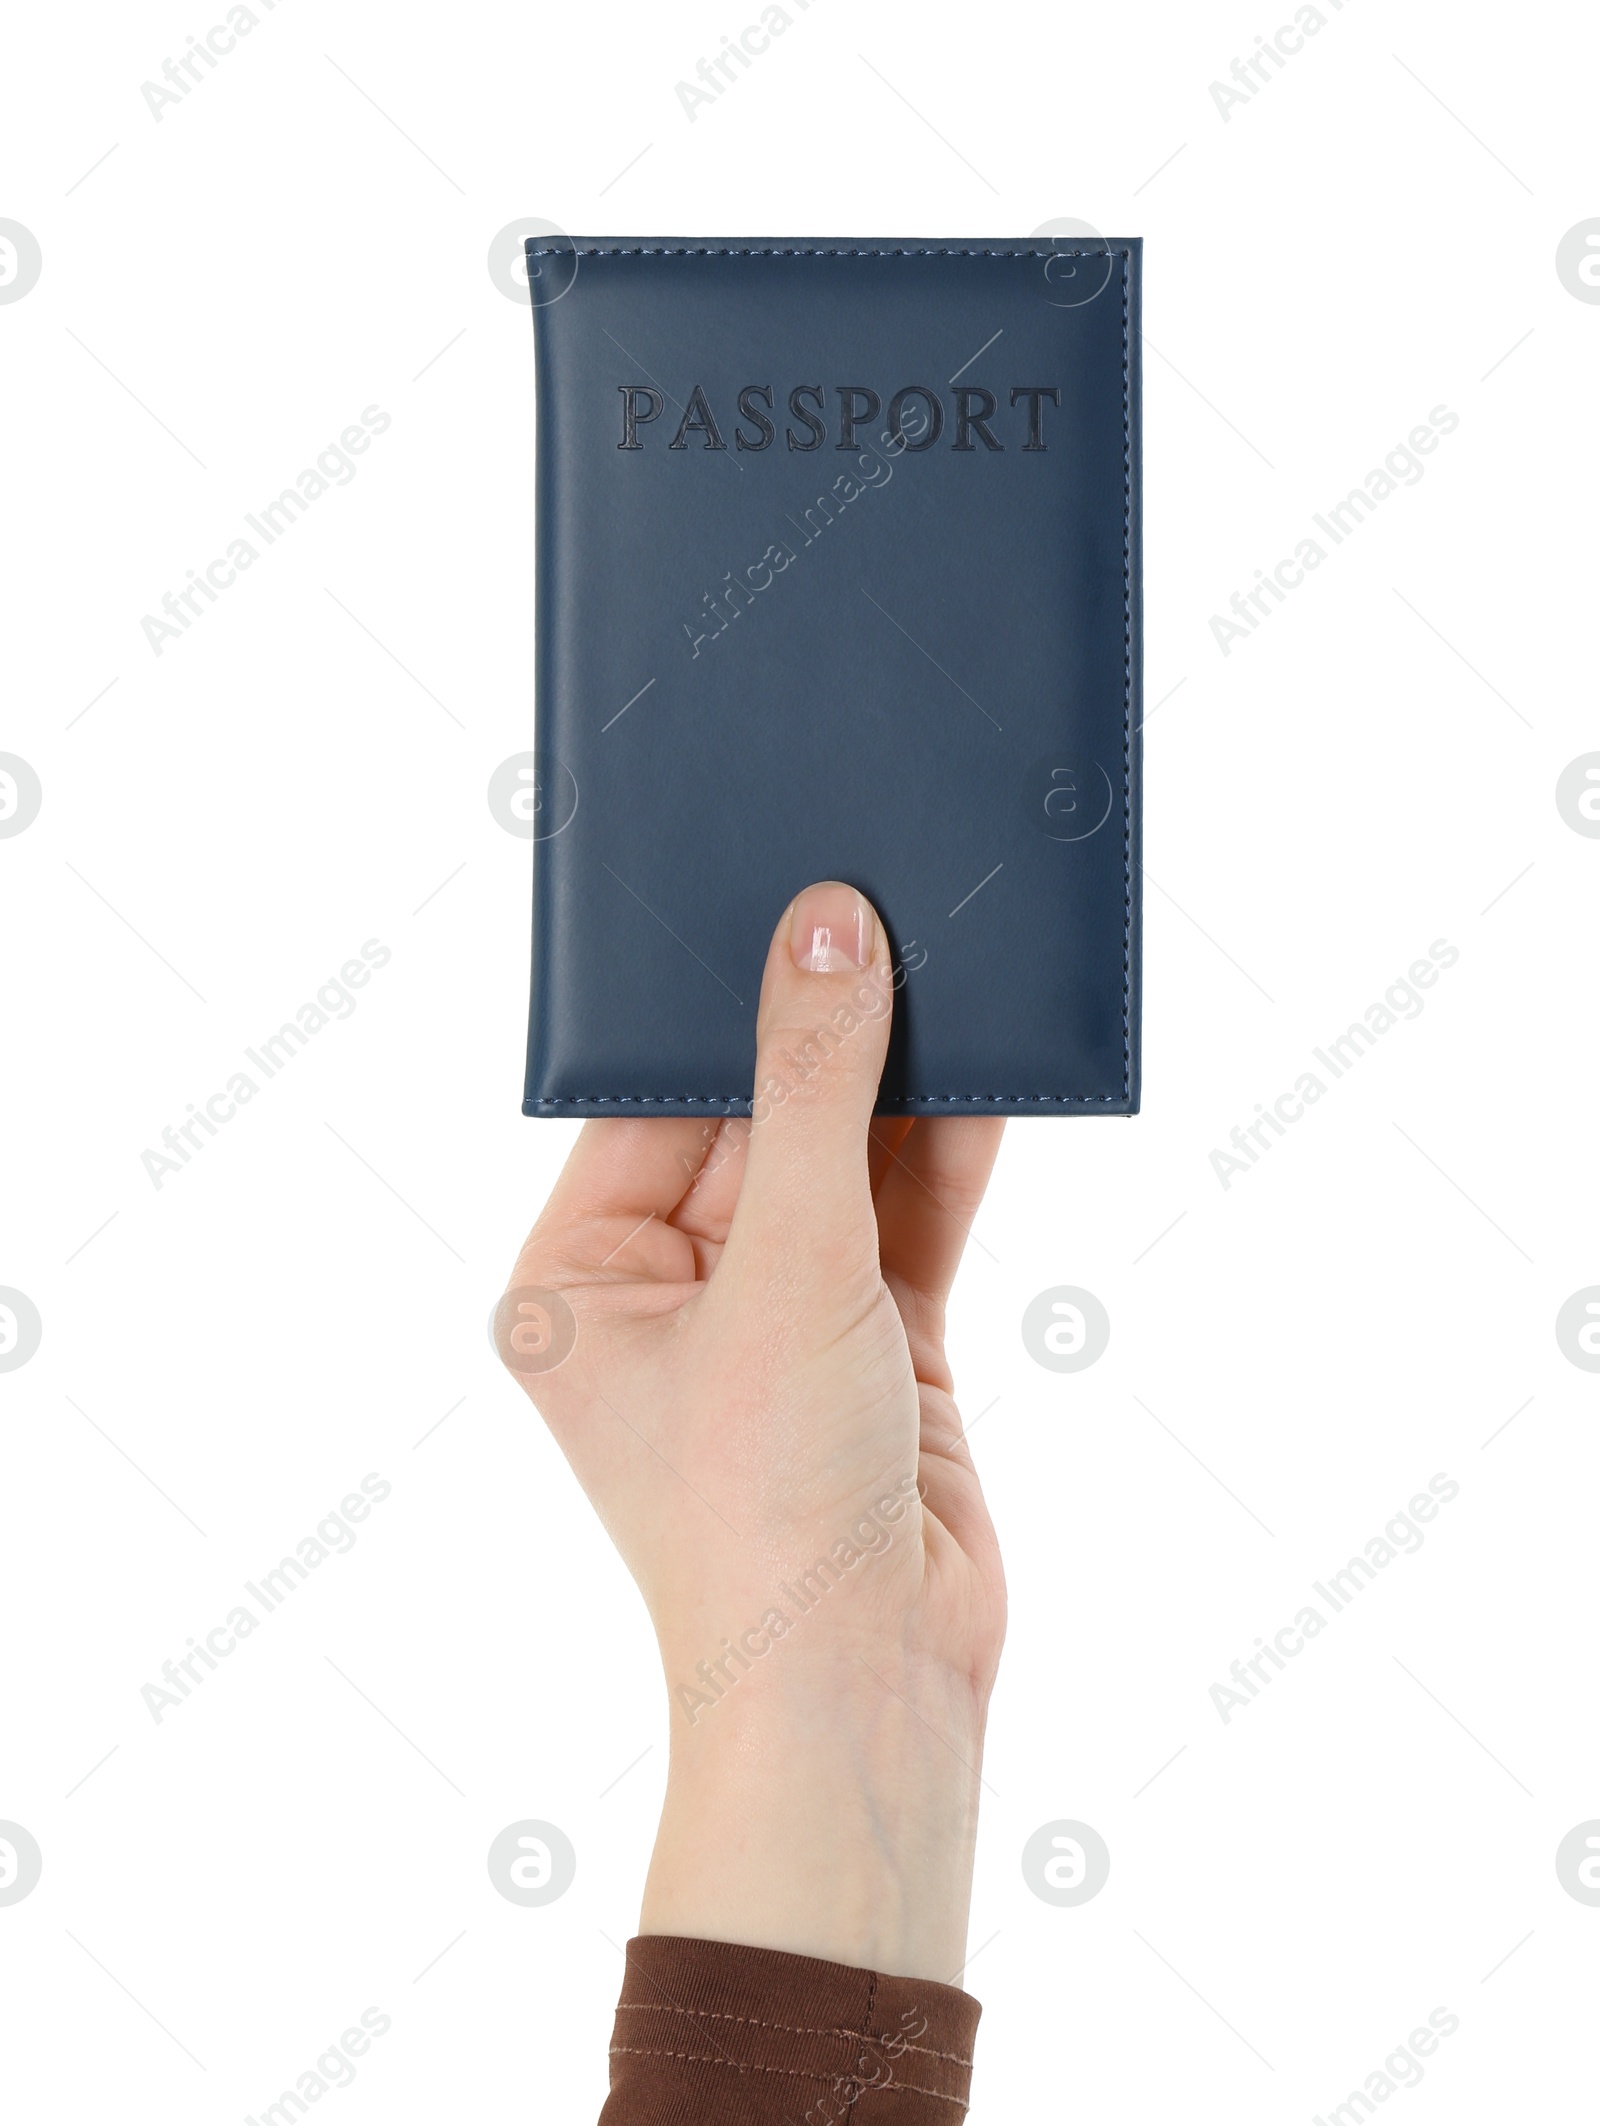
left=607, top=2045, right=971, bottom=2107
left=614, top=2003, right=973, bottom=2065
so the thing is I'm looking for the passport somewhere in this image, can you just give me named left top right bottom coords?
left=522, top=236, right=1142, bottom=1117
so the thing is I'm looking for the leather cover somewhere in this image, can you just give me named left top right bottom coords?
left=523, top=237, right=1142, bottom=1117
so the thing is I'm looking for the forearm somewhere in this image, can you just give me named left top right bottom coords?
left=641, top=1644, right=987, bottom=1983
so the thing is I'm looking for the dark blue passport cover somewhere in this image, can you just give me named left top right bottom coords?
left=522, top=237, right=1142, bottom=1117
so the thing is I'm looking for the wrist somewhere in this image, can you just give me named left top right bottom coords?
left=640, top=1647, right=988, bottom=1982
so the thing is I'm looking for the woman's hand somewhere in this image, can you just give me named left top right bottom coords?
left=500, top=882, right=1005, bottom=1981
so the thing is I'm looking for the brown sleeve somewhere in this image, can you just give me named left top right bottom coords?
left=600, top=1934, right=981, bottom=2124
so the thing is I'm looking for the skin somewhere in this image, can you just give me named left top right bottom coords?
left=500, top=881, right=1006, bottom=1981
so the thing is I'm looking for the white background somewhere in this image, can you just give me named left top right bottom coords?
left=3, top=1, right=1597, bottom=2119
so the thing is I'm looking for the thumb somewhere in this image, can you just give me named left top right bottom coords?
left=725, top=881, right=895, bottom=1278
